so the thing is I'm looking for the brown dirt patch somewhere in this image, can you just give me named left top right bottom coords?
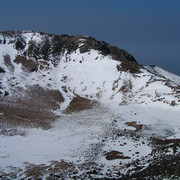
left=14, top=55, right=38, bottom=72
left=17, top=85, right=64, bottom=111
left=0, top=85, right=64, bottom=129
left=3, top=54, right=14, bottom=72
left=65, top=95, right=98, bottom=113
left=125, top=121, right=143, bottom=132
left=152, top=138, right=180, bottom=145
left=0, top=106, right=55, bottom=129
left=105, top=150, right=131, bottom=160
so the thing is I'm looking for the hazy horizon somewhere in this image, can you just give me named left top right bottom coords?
left=1, top=0, right=180, bottom=75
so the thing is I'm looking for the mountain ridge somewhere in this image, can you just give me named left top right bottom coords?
left=0, top=30, right=138, bottom=64
left=0, top=30, right=179, bottom=108
left=144, top=65, right=180, bottom=85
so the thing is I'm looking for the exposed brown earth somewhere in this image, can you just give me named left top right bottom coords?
left=65, top=95, right=98, bottom=113
left=125, top=121, right=143, bottom=132
left=152, top=138, right=180, bottom=145
left=0, top=85, right=64, bottom=129
left=3, top=54, right=14, bottom=72
left=105, top=150, right=131, bottom=160
left=14, top=55, right=38, bottom=72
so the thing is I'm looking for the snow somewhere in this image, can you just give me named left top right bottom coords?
left=109, top=103, right=180, bottom=144
left=0, top=106, right=110, bottom=170
left=0, top=127, right=85, bottom=168
left=1, top=104, right=180, bottom=172
left=58, top=49, right=120, bottom=100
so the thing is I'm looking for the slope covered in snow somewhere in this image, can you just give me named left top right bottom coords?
left=0, top=30, right=180, bottom=179
left=144, top=65, right=180, bottom=85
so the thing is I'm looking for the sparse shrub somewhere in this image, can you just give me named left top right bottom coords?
left=15, top=37, right=26, bottom=50
left=27, top=40, right=40, bottom=60
left=4, top=91, right=9, bottom=96
left=51, top=35, right=65, bottom=55
left=40, top=38, right=51, bottom=60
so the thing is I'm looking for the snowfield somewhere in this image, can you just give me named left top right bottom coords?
left=1, top=104, right=180, bottom=178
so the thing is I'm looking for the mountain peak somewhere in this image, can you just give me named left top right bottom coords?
left=0, top=30, right=140, bottom=73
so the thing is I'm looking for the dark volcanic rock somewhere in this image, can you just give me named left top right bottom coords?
left=0, top=67, right=5, bottom=73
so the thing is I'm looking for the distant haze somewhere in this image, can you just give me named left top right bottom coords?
left=1, top=0, right=180, bottom=75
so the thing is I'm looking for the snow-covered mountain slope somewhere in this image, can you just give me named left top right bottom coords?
left=144, top=65, right=180, bottom=85
left=0, top=30, right=179, bottom=111
left=0, top=30, right=180, bottom=179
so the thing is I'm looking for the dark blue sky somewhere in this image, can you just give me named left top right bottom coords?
left=1, top=0, right=180, bottom=75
